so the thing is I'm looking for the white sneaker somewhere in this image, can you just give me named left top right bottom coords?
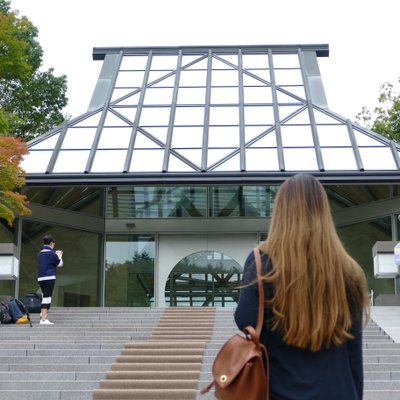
left=39, top=319, right=54, bottom=325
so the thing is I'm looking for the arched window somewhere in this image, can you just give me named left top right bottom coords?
left=165, top=251, right=242, bottom=307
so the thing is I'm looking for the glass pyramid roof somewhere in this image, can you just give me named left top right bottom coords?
left=22, top=44, right=400, bottom=184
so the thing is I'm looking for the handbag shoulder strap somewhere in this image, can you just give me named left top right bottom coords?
left=253, top=247, right=265, bottom=338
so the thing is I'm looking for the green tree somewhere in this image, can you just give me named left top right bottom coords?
left=0, top=0, right=68, bottom=141
left=356, top=78, right=400, bottom=143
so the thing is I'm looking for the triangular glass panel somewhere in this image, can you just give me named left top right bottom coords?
left=73, top=112, right=102, bottom=127
left=288, top=86, right=306, bottom=100
left=277, top=89, right=303, bottom=104
left=246, top=69, right=270, bottom=83
left=354, top=130, right=385, bottom=147
left=104, top=111, right=132, bottom=127
left=249, top=131, right=277, bottom=147
left=144, top=127, right=168, bottom=145
left=173, top=149, right=202, bottom=168
left=212, top=153, right=241, bottom=171
left=148, top=70, right=175, bottom=85
left=184, top=56, right=208, bottom=70
left=279, top=105, right=305, bottom=122
left=245, top=126, right=267, bottom=143
left=29, top=132, right=61, bottom=150
left=282, top=108, right=310, bottom=125
left=135, top=131, right=164, bottom=149
left=112, top=91, right=141, bottom=107
left=360, top=147, right=397, bottom=170
left=212, top=57, right=236, bottom=70
left=243, top=72, right=269, bottom=86
left=111, top=88, right=139, bottom=103
left=151, top=75, right=176, bottom=87
left=168, top=153, right=197, bottom=172
left=208, top=148, right=237, bottom=168
left=217, top=54, right=239, bottom=67
left=113, top=107, right=138, bottom=124
left=313, top=109, right=342, bottom=125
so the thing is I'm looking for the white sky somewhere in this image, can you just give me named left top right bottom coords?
left=10, top=0, right=400, bottom=122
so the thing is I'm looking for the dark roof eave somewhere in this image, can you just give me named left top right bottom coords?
left=24, top=170, right=400, bottom=187
left=92, top=44, right=329, bottom=60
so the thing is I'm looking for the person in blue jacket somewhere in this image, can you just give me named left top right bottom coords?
left=37, top=234, right=63, bottom=325
left=234, top=174, right=370, bottom=400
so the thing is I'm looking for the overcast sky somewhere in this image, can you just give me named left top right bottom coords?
left=10, top=0, right=400, bottom=122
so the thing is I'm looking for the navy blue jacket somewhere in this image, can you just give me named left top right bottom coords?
left=37, top=245, right=61, bottom=281
left=234, top=250, right=364, bottom=400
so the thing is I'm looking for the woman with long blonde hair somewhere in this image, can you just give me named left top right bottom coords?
left=234, top=174, right=370, bottom=400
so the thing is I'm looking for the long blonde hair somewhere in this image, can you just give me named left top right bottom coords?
left=260, top=174, right=369, bottom=352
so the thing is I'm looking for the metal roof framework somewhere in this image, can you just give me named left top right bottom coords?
left=22, top=44, right=400, bottom=185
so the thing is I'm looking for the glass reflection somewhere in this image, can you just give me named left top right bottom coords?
left=106, top=186, right=207, bottom=218
left=19, top=221, right=100, bottom=306
left=24, top=187, right=103, bottom=216
left=210, top=186, right=276, bottom=217
left=165, top=251, right=242, bottom=307
left=105, top=235, right=155, bottom=307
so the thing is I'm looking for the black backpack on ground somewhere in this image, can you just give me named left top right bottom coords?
left=7, top=298, right=32, bottom=327
left=21, top=292, right=42, bottom=313
left=0, top=301, right=13, bottom=324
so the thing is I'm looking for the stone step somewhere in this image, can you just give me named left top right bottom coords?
left=0, top=371, right=106, bottom=381
left=0, top=307, right=398, bottom=400
left=0, top=381, right=100, bottom=390
left=0, top=390, right=92, bottom=400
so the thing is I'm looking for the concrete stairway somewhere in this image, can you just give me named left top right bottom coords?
left=0, top=307, right=164, bottom=400
left=93, top=307, right=216, bottom=399
left=0, top=307, right=399, bottom=399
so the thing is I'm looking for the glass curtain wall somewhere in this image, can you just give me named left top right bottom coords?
left=105, top=235, right=155, bottom=306
left=19, top=221, right=101, bottom=306
left=106, top=186, right=277, bottom=219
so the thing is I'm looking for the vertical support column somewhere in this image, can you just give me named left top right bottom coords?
left=238, top=49, right=246, bottom=172
left=202, top=50, right=212, bottom=171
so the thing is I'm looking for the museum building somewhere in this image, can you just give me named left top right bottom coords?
left=1, top=44, right=399, bottom=308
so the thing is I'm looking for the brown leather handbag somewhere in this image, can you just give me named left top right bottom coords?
left=201, top=247, right=269, bottom=400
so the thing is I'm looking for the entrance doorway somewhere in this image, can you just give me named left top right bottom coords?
left=157, top=234, right=257, bottom=307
